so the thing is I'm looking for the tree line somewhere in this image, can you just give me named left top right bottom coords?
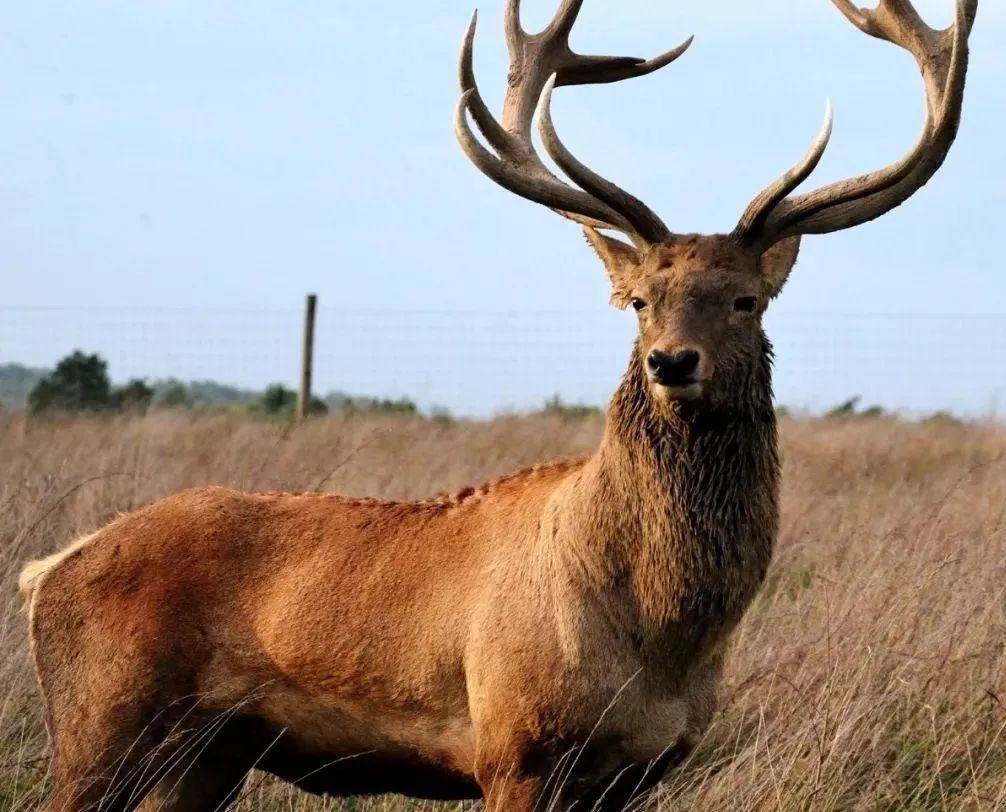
left=6, top=351, right=954, bottom=424
left=16, top=350, right=419, bottom=419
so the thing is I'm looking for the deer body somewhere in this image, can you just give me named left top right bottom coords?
left=23, top=331, right=776, bottom=810
left=22, top=0, right=976, bottom=809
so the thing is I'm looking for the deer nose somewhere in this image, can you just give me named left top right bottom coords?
left=647, top=349, right=700, bottom=387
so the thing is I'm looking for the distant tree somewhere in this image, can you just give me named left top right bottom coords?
left=156, top=383, right=192, bottom=409
left=429, top=405, right=454, bottom=424
left=112, top=379, right=154, bottom=413
left=825, top=396, right=860, bottom=419
left=259, top=384, right=297, bottom=415
left=185, top=380, right=255, bottom=407
left=251, top=384, right=326, bottom=419
left=922, top=410, right=963, bottom=426
left=825, top=396, right=885, bottom=420
left=28, top=351, right=111, bottom=414
left=339, top=396, right=417, bottom=415
left=541, top=394, right=602, bottom=419
left=369, top=397, right=416, bottom=414
left=149, top=378, right=255, bottom=409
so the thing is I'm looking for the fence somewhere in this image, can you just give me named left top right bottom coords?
left=1, top=305, right=1004, bottom=418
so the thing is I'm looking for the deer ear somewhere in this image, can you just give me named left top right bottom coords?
left=759, top=236, right=801, bottom=298
left=584, top=228, right=643, bottom=309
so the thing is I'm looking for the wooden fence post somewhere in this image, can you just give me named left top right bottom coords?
left=297, top=294, right=317, bottom=421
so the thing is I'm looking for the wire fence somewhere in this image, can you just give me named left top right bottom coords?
left=1, top=305, right=1004, bottom=418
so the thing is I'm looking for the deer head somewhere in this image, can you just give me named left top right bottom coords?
left=456, top=0, right=977, bottom=408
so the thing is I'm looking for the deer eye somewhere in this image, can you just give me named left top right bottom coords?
left=630, top=297, right=648, bottom=312
left=733, top=296, right=757, bottom=313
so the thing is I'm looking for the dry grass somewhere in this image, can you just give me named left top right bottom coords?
left=1, top=411, right=1004, bottom=810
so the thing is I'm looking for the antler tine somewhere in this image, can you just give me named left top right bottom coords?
left=557, top=37, right=695, bottom=88
left=734, top=101, right=834, bottom=240
left=497, top=0, right=693, bottom=137
left=459, top=12, right=511, bottom=156
left=829, top=0, right=971, bottom=116
left=455, top=89, right=635, bottom=233
left=834, top=0, right=976, bottom=44
left=503, top=0, right=524, bottom=54
left=545, top=0, right=585, bottom=42
left=831, top=0, right=874, bottom=34
left=455, top=1, right=691, bottom=247
left=511, top=0, right=695, bottom=81
left=736, top=0, right=977, bottom=248
left=538, top=76, right=672, bottom=244
left=456, top=12, right=638, bottom=239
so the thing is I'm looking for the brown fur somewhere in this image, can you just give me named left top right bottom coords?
left=21, top=235, right=794, bottom=812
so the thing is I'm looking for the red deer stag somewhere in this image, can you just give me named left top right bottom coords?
left=21, top=1, right=977, bottom=810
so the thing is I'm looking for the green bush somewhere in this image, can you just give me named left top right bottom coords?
left=111, top=379, right=154, bottom=412
left=825, top=396, right=885, bottom=420
left=922, top=410, right=963, bottom=426
left=541, top=394, right=602, bottom=419
left=249, top=384, right=327, bottom=419
left=326, top=392, right=418, bottom=415
left=260, top=384, right=297, bottom=415
left=28, top=351, right=112, bottom=414
left=156, top=383, right=192, bottom=409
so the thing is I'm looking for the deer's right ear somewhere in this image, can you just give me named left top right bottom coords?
left=584, top=228, right=642, bottom=309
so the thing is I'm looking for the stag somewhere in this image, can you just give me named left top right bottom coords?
left=21, top=1, right=976, bottom=810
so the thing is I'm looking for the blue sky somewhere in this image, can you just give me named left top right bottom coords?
left=2, top=1, right=1004, bottom=415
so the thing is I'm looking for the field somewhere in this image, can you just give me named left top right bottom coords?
left=1, top=411, right=1005, bottom=810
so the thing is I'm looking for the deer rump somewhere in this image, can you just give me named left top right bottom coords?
left=22, top=483, right=524, bottom=804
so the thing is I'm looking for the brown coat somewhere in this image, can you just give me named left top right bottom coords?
left=21, top=344, right=777, bottom=812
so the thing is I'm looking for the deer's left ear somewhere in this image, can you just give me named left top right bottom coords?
left=759, top=236, right=801, bottom=298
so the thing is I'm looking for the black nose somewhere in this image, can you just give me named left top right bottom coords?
left=647, top=349, right=700, bottom=387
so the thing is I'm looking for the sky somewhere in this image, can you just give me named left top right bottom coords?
left=2, top=0, right=1004, bottom=416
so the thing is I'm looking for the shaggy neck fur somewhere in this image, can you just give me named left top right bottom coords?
left=564, top=335, right=779, bottom=659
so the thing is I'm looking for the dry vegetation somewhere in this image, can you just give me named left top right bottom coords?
left=1, top=410, right=1004, bottom=810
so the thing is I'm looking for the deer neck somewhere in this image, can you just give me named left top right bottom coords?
left=563, top=340, right=779, bottom=652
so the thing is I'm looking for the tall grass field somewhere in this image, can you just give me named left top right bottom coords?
left=1, top=411, right=1004, bottom=810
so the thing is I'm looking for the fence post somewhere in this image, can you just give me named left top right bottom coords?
left=297, top=294, right=317, bottom=421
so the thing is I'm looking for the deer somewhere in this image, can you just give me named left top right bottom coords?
left=19, top=1, right=976, bottom=810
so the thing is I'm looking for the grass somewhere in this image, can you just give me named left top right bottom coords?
left=0, top=410, right=1004, bottom=810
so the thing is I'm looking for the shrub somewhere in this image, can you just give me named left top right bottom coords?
left=541, top=394, right=602, bottom=419
left=28, top=351, right=112, bottom=414
left=111, top=379, right=154, bottom=413
left=825, top=396, right=885, bottom=420
left=156, top=383, right=192, bottom=409
left=327, top=393, right=418, bottom=415
left=250, top=384, right=327, bottom=419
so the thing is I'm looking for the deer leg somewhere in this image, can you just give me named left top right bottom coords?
left=39, top=716, right=164, bottom=812
left=568, top=741, right=693, bottom=812
left=35, top=658, right=242, bottom=812
left=134, top=754, right=250, bottom=812
left=475, top=743, right=556, bottom=812
left=41, top=710, right=253, bottom=812
left=480, top=774, right=550, bottom=812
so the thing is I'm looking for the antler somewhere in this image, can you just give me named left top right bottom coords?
left=454, top=1, right=692, bottom=248
left=735, top=0, right=977, bottom=249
